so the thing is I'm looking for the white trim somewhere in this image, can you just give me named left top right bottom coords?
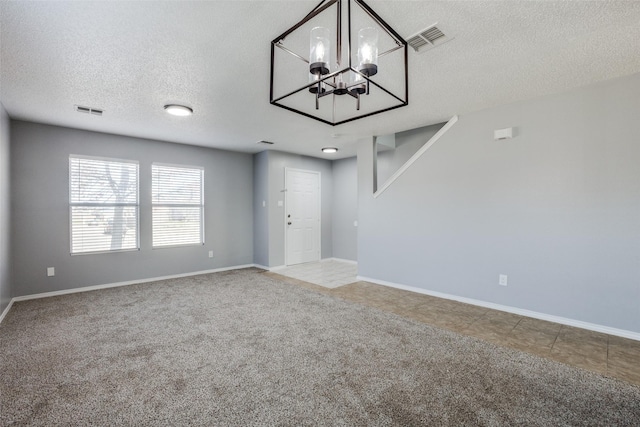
left=151, top=161, right=204, bottom=171
left=322, top=257, right=357, bottom=265
left=10, top=264, right=255, bottom=304
left=69, top=153, right=139, bottom=165
left=0, top=299, right=14, bottom=324
left=374, top=115, right=459, bottom=198
left=1, top=264, right=267, bottom=324
left=253, top=264, right=310, bottom=273
left=357, top=275, right=640, bottom=342
left=284, top=167, right=321, bottom=266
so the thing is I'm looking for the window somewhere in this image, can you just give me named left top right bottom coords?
left=152, top=163, right=204, bottom=248
left=69, top=155, right=139, bottom=254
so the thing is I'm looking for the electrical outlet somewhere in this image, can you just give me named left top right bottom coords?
left=47, top=267, right=55, bottom=277
left=499, top=274, right=508, bottom=286
left=208, top=251, right=214, bottom=258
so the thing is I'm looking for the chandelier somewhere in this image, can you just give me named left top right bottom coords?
left=270, top=0, right=408, bottom=126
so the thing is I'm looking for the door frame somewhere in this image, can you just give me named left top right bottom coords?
left=284, top=167, right=321, bottom=266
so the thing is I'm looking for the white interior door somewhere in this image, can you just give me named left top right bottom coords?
left=285, top=168, right=320, bottom=266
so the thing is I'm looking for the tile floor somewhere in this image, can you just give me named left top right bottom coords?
left=274, top=259, right=357, bottom=289
left=264, top=263, right=640, bottom=387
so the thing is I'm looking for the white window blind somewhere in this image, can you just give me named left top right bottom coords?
left=152, top=164, right=204, bottom=248
left=69, top=156, right=139, bottom=254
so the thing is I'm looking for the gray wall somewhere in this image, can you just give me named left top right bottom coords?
left=266, top=151, right=333, bottom=267
left=332, top=157, right=358, bottom=261
left=253, top=151, right=269, bottom=267
left=358, top=72, right=640, bottom=333
left=11, top=121, right=254, bottom=297
left=0, top=103, right=10, bottom=313
left=376, top=123, right=444, bottom=188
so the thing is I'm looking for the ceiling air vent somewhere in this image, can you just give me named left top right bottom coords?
left=75, top=105, right=103, bottom=116
left=406, top=23, right=453, bottom=53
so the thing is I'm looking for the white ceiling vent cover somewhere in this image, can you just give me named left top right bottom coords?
left=407, top=23, right=453, bottom=53
left=75, top=105, right=103, bottom=116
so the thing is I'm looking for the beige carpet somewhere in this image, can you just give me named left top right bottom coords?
left=1, top=268, right=639, bottom=426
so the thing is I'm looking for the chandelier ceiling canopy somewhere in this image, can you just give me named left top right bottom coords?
left=270, top=0, right=408, bottom=126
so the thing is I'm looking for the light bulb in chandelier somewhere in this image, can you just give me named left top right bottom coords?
left=357, top=27, right=378, bottom=76
left=309, top=27, right=330, bottom=76
left=333, top=73, right=348, bottom=96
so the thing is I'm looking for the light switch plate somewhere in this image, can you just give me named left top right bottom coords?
left=47, top=267, right=55, bottom=277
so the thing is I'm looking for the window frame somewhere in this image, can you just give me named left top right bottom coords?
left=151, top=162, right=205, bottom=249
left=69, top=154, right=140, bottom=256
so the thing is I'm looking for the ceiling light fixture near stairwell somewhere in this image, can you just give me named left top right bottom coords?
left=322, top=147, right=338, bottom=154
left=164, top=104, right=193, bottom=116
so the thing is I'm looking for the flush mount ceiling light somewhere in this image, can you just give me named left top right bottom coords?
left=164, top=104, right=193, bottom=117
left=270, top=0, right=408, bottom=126
left=321, top=147, right=338, bottom=153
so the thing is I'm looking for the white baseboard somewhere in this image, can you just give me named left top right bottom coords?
left=357, top=275, right=640, bottom=342
left=0, top=264, right=257, bottom=325
left=253, top=264, right=270, bottom=271
left=0, top=299, right=14, bottom=324
left=323, top=257, right=357, bottom=265
left=271, top=259, right=357, bottom=269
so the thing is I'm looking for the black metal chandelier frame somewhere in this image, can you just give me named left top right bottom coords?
left=270, top=0, right=408, bottom=126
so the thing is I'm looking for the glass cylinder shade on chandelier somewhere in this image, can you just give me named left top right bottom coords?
left=357, top=27, right=378, bottom=76
left=309, top=27, right=330, bottom=76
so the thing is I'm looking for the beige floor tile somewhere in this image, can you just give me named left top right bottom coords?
left=607, top=364, right=640, bottom=386
left=608, top=347, right=640, bottom=368
left=466, top=317, right=521, bottom=336
left=516, top=317, right=562, bottom=335
left=549, top=342, right=608, bottom=374
left=557, top=325, right=608, bottom=346
left=480, top=310, right=523, bottom=324
left=451, top=303, right=489, bottom=318
left=553, top=335, right=607, bottom=356
left=607, top=354, right=639, bottom=372
left=509, top=325, right=558, bottom=349
left=608, top=335, right=640, bottom=362
left=549, top=354, right=608, bottom=375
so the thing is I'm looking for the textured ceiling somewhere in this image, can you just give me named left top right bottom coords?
left=1, top=1, right=640, bottom=159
